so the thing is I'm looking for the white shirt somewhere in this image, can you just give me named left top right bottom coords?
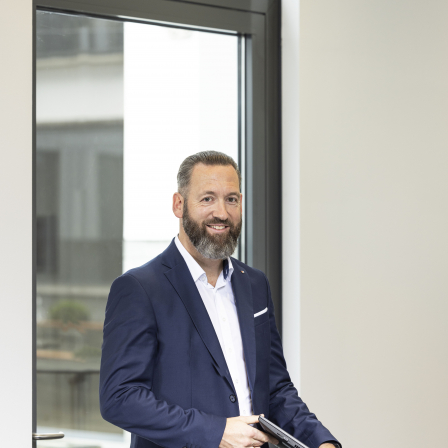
left=175, top=236, right=253, bottom=416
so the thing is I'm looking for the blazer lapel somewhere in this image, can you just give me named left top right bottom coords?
left=231, top=263, right=256, bottom=392
left=163, top=253, right=234, bottom=390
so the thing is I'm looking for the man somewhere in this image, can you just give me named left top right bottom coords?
left=100, top=151, right=340, bottom=448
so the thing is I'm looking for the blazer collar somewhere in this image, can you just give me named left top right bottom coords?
left=162, top=239, right=256, bottom=393
left=230, top=259, right=256, bottom=392
left=162, top=239, right=235, bottom=389
left=160, top=238, right=184, bottom=269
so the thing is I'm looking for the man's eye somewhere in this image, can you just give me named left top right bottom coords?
left=228, top=197, right=238, bottom=203
left=202, top=197, right=212, bottom=202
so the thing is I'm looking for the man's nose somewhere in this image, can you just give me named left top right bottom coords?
left=212, top=199, right=228, bottom=220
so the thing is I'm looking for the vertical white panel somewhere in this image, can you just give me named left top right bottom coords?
left=0, top=0, right=33, bottom=445
left=281, top=0, right=301, bottom=391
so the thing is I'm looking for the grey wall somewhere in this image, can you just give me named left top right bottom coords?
left=299, top=1, right=448, bottom=447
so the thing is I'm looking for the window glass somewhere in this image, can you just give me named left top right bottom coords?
left=123, top=22, right=238, bottom=270
left=36, top=10, right=239, bottom=447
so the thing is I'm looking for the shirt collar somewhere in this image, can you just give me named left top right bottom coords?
left=175, top=236, right=234, bottom=284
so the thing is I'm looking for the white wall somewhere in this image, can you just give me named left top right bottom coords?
left=0, top=0, right=33, bottom=444
left=281, top=0, right=301, bottom=391
left=295, top=1, right=448, bottom=447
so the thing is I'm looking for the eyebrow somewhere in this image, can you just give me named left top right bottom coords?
left=202, top=191, right=240, bottom=196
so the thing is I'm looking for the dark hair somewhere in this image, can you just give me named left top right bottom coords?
left=177, top=151, right=241, bottom=197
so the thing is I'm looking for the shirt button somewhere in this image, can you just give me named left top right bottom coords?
left=229, top=394, right=237, bottom=403
left=222, top=317, right=226, bottom=322
left=235, top=379, right=239, bottom=384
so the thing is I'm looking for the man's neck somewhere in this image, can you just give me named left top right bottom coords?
left=178, top=230, right=223, bottom=287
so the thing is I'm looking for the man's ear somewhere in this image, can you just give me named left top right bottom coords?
left=173, top=192, right=184, bottom=218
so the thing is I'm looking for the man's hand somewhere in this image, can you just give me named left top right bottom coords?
left=219, top=415, right=279, bottom=448
left=319, top=444, right=337, bottom=448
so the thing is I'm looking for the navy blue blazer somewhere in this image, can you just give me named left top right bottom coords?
left=100, top=240, right=338, bottom=448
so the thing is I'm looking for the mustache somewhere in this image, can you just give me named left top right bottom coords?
left=203, top=218, right=233, bottom=226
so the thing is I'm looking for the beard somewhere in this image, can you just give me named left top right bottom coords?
left=182, top=199, right=242, bottom=260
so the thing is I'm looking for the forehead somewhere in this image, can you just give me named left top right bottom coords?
left=190, top=163, right=240, bottom=192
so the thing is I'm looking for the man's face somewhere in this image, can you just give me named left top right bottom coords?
left=181, top=163, right=242, bottom=259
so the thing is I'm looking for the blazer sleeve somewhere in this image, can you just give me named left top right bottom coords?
left=264, top=275, right=341, bottom=448
left=99, top=273, right=226, bottom=448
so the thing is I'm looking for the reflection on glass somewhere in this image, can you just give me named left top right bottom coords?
left=36, top=10, right=238, bottom=448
